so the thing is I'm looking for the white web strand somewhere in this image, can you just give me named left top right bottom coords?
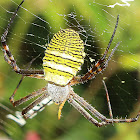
left=108, top=0, right=134, bottom=8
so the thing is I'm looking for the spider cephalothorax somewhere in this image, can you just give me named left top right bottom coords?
left=1, top=0, right=139, bottom=127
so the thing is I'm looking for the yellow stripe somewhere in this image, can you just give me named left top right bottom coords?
left=43, top=53, right=82, bottom=69
left=44, top=61, right=78, bottom=75
left=44, top=67, right=73, bottom=85
left=45, top=50, right=85, bottom=62
left=48, top=44, right=84, bottom=58
left=44, top=66, right=73, bottom=77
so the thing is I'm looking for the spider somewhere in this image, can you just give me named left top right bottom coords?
left=1, top=0, right=139, bottom=127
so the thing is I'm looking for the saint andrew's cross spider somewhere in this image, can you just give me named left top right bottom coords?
left=1, top=0, right=140, bottom=127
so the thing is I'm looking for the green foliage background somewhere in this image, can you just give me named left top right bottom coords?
left=0, top=0, right=140, bottom=140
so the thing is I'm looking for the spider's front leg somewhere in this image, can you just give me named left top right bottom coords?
left=67, top=97, right=104, bottom=127
left=10, top=86, right=47, bottom=107
left=21, top=93, right=51, bottom=119
left=68, top=89, right=140, bottom=127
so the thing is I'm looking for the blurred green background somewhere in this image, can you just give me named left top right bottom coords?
left=0, top=0, right=140, bottom=140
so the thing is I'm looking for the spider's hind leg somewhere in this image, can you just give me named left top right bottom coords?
left=70, top=15, right=120, bottom=86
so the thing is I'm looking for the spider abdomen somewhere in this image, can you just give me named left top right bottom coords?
left=43, top=28, right=85, bottom=86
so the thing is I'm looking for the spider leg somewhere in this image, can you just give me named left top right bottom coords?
left=105, top=113, right=140, bottom=123
left=1, top=42, right=44, bottom=77
left=83, top=42, right=120, bottom=81
left=102, top=80, right=140, bottom=124
left=22, top=93, right=52, bottom=119
left=10, top=54, right=47, bottom=106
left=10, top=75, right=24, bottom=106
left=26, top=97, right=53, bottom=119
left=10, top=87, right=47, bottom=107
left=70, top=15, right=120, bottom=86
left=1, top=0, right=44, bottom=78
left=102, top=80, right=113, bottom=122
left=101, top=15, right=119, bottom=60
left=70, top=89, right=107, bottom=121
left=67, top=97, right=104, bottom=127
left=2, top=48, right=44, bottom=79
left=69, top=90, right=140, bottom=127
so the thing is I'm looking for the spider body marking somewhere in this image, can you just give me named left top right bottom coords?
left=1, top=0, right=140, bottom=127
left=43, top=29, right=85, bottom=86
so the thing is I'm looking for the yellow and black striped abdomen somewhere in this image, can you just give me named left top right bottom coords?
left=43, top=28, right=85, bottom=86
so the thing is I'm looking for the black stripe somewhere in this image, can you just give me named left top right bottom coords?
left=43, top=58, right=80, bottom=70
left=44, top=52, right=83, bottom=64
left=45, top=48, right=84, bottom=59
left=50, top=40, right=83, bottom=49
left=43, top=66, right=74, bottom=76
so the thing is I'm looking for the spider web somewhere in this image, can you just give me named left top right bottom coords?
left=0, top=0, right=140, bottom=139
